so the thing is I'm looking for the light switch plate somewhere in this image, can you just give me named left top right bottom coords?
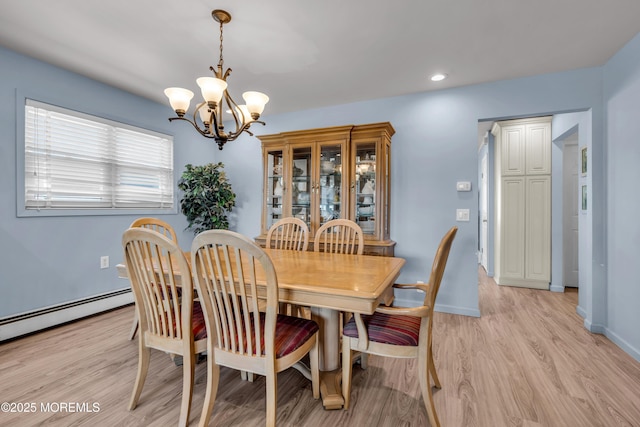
left=456, top=209, right=470, bottom=222
left=456, top=181, right=471, bottom=191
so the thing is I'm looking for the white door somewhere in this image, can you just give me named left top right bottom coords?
left=479, top=151, right=488, bottom=269
left=563, top=142, right=579, bottom=287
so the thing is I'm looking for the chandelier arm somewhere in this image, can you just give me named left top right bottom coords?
left=209, top=104, right=224, bottom=139
left=216, top=64, right=243, bottom=132
left=222, top=89, right=243, bottom=131
left=226, top=119, right=265, bottom=140
left=167, top=117, right=217, bottom=139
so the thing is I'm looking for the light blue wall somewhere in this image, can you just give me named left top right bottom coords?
left=0, top=46, right=220, bottom=317
left=602, top=32, right=640, bottom=360
left=214, top=66, right=604, bottom=319
left=2, top=32, right=639, bottom=361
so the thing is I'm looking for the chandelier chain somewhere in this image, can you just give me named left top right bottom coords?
left=218, top=20, right=224, bottom=69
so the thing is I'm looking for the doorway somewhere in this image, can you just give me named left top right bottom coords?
left=478, top=118, right=582, bottom=291
left=562, top=136, right=579, bottom=288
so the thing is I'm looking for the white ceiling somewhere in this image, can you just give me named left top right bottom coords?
left=2, top=0, right=640, bottom=116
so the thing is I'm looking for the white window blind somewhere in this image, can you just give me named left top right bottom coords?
left=24, top=99, right=174, bottom=210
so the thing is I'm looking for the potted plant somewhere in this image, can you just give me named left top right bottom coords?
left=178, top=162, right=236, bottom=234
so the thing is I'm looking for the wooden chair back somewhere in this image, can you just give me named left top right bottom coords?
left=127, top=217, right=179, bottom=340
left=423, top=226, right=458, bottom=309
left=314, top=219, right=364, bottom=255
left=266, top=217, right=309, bottom=251
left=192, top=230, right=279, bottom=362
left=191, top=229, right=319, bottom=426
left=130, top=217, right=178, bottom=243
left=122, top=227, right=205, bottom=427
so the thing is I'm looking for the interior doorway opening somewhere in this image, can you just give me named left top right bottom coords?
left=476, top=116, right=582, bottom=294
left=560, top=132, right=580, bottom=289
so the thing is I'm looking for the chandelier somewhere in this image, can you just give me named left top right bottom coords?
left=164, top=9, right=269, bottom=150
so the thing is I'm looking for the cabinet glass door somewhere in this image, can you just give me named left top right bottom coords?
left=291, top=146, right=312, bottom=228
left=319, top=144, right=343, bottom=227
left=266, top=148, right=284, bottom=231
left=354, top=142, right=377, bottom=235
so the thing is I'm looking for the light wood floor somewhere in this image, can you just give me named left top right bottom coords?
left=2, top=267, right=640, bottom=426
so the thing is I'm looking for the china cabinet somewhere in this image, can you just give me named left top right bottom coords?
left=256, top=122, right=395, bottom=256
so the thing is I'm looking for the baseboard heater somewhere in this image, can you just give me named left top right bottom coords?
left=0, top=288, right=134, bottom=342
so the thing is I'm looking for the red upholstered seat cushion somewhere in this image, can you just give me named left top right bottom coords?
left=219, top=313, right=319, bottom=358
left=343, top=312, right=421, bottom=346
left=272, top=314, right=319, bottom=358
left=192, top=301, right=207, bottom=341
left=158, top=299, right=207, bottom=342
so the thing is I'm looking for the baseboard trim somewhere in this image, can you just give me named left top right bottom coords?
left=584, top=318, right=606, bottom=334
left=0, top=288, right=133, bottom=342
left=603, top=327, right=640, bottom=363
left=435, top=303, right=481, bottom=318
left=393, top=296, right=481, bottom=318
left=581, top=314, right=640, bottom=363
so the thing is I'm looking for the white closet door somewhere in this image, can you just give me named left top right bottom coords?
left=500, top=176, right=526, bottom=281
left=525, top=122, right=551, bottom=175
left=525, top=176, right=551, bottom=286
left=501, top=125, right=526, bottom=175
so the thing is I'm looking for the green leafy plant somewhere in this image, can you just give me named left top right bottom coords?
left=178, top=162, right=236, bottom=234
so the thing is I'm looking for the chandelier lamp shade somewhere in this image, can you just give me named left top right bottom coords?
left=164, top=9, right=269, bottom=150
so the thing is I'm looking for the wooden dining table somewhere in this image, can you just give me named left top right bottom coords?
left=117, top=247, right=405, bottom=409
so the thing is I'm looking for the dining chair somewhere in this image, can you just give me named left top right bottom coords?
left=341, top=226, right=458, bottom=427
left=314, top=218, right=364, bottom=255
left=122, top=227, right=207, bottom=427
left=266, top=217, right=309, bottom=318
left=128, top=217, right=179, bottom=340
left=266, top=217, right=309, bottom=251
left=314, top=218, right=365, bottom=348
left=191, top=229, right=320, bottom=427
left=130, top=216, right=179, bottom=241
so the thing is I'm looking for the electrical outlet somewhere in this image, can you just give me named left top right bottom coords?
left=100, top=256, right=109, bottom=269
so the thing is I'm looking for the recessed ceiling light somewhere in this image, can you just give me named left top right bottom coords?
left=430, top=73, right=448, bottom=82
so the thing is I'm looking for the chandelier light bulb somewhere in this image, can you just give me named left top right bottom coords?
left=243, top=91, right=269, bottom=119
left=164, top=87, right=194, bottom=117
left=198, top=104, right=211, bottom=126
left=197, top=77, right=228, bottom=106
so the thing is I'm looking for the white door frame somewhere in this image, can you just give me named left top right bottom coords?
left=479, top=149, right=489, bottom=269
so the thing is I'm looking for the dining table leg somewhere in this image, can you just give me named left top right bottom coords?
left=310, top=306, right=344, bottom=410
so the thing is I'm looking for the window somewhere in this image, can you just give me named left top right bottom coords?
left=24, top=99, right=174, bottom=211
